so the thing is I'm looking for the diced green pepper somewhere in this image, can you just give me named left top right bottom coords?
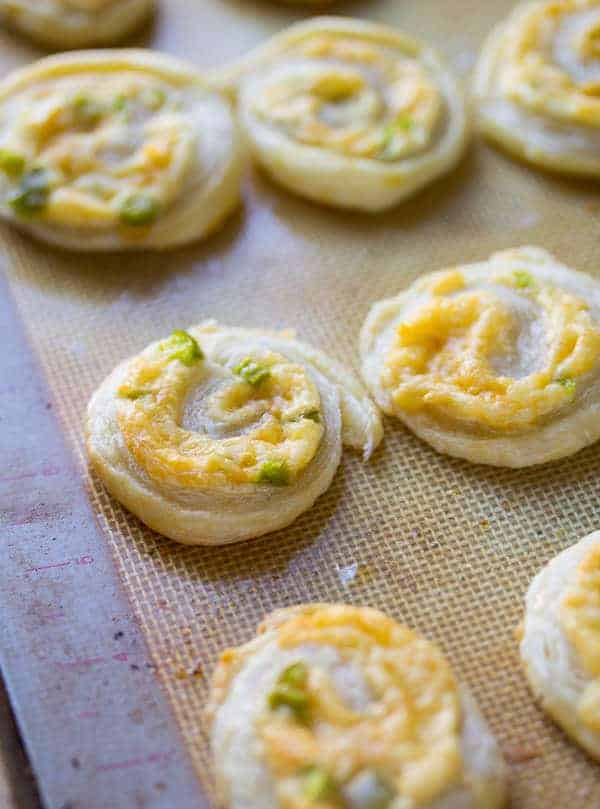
left=113, top=94, right=129, bottom=113
left=268, top=661, right=311, bottom=718
left=160, top=330, right=204, bottom=366
left=514, top=270, right=534, bottom=289
left=279, top=662, right=308, bottom=689
left=120, top=388, right=150, bottom=400
left=396, top=114, right=414, bottom=131
left=72, top=94, right=104, bottom=127
left=257, top=459, right=290, bottom=487
left=9, top=168, right=51, bottom=217
left=301, top=766, right=339, bottom=803
left=268, top=683, right=309, bottom=716
left=343, top=769, right=396, bottom=809
left=119, top=194, right=160, bottom=226
left=304, top=410, right=321, bottom=423
left=0, top=149, right=25, bottom=178
left=556, top=376, right=576, bottom=396
left=233, top=357, right=271, bottom=387
left=379, top=115, right=414, bottom=159
left=141, top=87, right=166, bottom=110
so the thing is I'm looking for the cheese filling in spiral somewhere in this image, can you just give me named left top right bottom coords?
left=520, top=531, right=600, bottom=761
left=360, top=247, right=600, bottom=467
left=0, top=51, right=243, bottom=250
left=215, top=17, right=469, bottom=211
left=561, top=540, right=600, bottom=731
left=474, top=0, right=600, bottom=176
left=0, top=0, right=154, bottom=49
left=208, top=604, right=507, bottom=809
left=86, top=322, right=382, bottom=545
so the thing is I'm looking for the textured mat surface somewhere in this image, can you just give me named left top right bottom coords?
left=1, top=0, right=600, bottom=805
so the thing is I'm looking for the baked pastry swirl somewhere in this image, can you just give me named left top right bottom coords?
left=215, top=17, right=469, bottom=211
left=474, top=0, right=600, bottom=177
left=207, top=604, right=507, bottom=809
left=0, top=51, right=243, bottom=251
left=0, top=0, right=154, bottom=49
left=86, top=322, right=382, bottom=545
left=520, top=530, right=600, bottom=759
left=360, top=246, right=600, bottom=467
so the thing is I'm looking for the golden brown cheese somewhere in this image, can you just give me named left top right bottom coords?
left=500, top=0, right=600, bottom=128
left=382, top=269, right=600, bottom=431
left=117, top=341, right=324, bottom=488
left=561, top=542, right=600, bottom=730
left=0, top=72, right=194, bottom=230
left=256, top=605, right=462, bottom=807
left=251, top=32, right=442, bottom=162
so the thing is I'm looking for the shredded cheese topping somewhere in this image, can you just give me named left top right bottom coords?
left=116, top=336, right=324, bottom=488
left=382, top=268, right=600, bottom=431
left=257, top=605, right=462, bottom=807
left=561, top=541, right=600, bottom=730
left=250, top=31, right=444, bottom=161
left=499, top=0, right=600, bottom=128
left=0, top=70, right=196, bottom=228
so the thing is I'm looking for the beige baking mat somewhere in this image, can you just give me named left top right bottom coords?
left=1, top=0, right=600, bottom=805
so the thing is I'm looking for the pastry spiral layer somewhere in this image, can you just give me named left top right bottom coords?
left=207, top=604, right=507, bottom=809
left=0, top=0, right=154, bottom=49
left=360, top=246, right=600, bottom=467
left=474, top=0, right=600, bottom=177
left=86, top=322, right=382, bottom=545
left=215, top=17, right=469, bottom=211
left=0, top=51, right=243, bottom=251
left=521, top=530, right=600, bottom=760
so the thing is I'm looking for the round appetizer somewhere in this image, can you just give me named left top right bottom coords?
left=473, top=0, right=600, bottom=177
left=0, top=51, right=243, bottom=251
left=0, top=0, right=154, bottom=50
left=360, top=246, right=600, bottom=468
left=207, top=604, right=508, bottom=809
left=215, top=17, right=469, bottom=211
left=86, top=322, right=383, bottom=545
left=520, top=530, right=600, bottom=759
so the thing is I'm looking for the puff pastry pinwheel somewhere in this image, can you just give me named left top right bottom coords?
left=215, top=17, right=469, bottom=212
left=360, top=246, right=600, bottom=468
left=86, top=322, right=383, bottom=545
left=0, top=0, right=154, bottom=50
left=0, top=51, right=243, bottom=251
left=520, top=530, right=600, bottom=759
left=474, top=0, right=600, bottom=177
left=207, top=604, right=508, bottom=809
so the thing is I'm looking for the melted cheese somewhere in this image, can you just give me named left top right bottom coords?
left=117, top=342, right=324, bottom=489
left=561, top=542, right=600, bottom=730
left=251, top=32, right=443, bottom=161
left=500, top=0, right=600, bottom=128
left=382, top=269, right=600, bottom=431
left=0, top=72, right=195, bottom=228
left=257, top=605, right=462, bottom=807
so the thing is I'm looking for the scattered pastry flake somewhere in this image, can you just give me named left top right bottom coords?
left=503, top=742, right=543, bottom=764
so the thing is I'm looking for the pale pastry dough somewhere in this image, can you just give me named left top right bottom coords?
left=360, top=246, right=600, bottom=467
left=207, top=604, right=508, bottom=809
left=520, top=530, right=600, bottom=760
left=473, top=0, right=600, bottom=177
left=86, top=322, right=383, bottom=545
left=0, top=50, right=243, bottom=251
left=213, top=17, right=469, bottom=212
left=0, top=0, right=154, bottom=49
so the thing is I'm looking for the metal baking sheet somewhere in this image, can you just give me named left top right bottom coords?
left=1, top=1, right=600, bottom=807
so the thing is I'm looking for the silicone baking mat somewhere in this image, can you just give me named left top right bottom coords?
left=1, top=0, right=600, bottom=806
